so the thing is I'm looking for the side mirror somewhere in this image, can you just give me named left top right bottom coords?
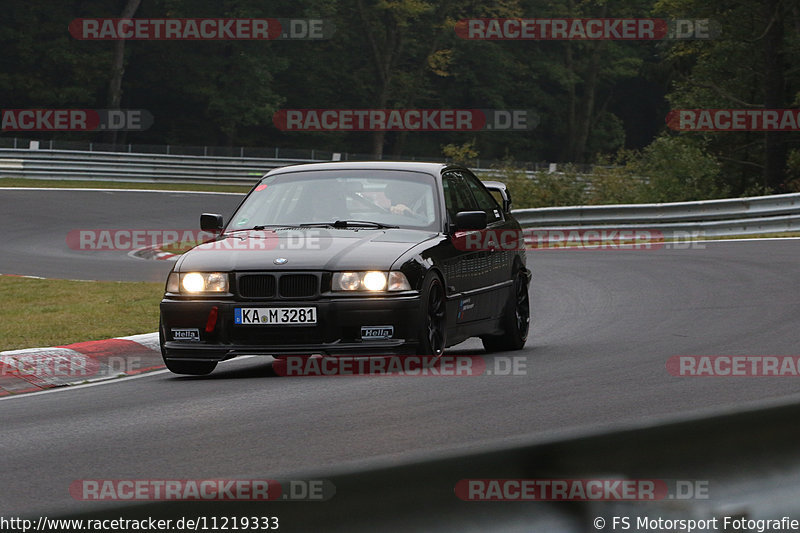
left=200, top=213, right=224, bottom=232
left=454, top=210, right=488, bottom=231
left=501, top=189, right=512, bottom=212
left=482, top=180, right=512, bottom=212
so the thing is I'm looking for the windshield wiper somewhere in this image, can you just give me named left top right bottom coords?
left=221, top=225, right=315, bottom=236
left=251, top=224, right=304, bottom=230
left=228, top=221, right=399, bottom=231
left=331, top=220, right=399, bottom=229
left=221, top=225, right=284, bottom=234
left=297, top=222, right=337, bottom=228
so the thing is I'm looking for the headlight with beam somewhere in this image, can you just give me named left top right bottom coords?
left=166, top=272, right=229, bottom=294
left=332, top=271, right=411, bottom=292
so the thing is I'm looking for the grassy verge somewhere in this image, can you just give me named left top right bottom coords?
left=161, top=240, right=206, bottom=254
left=0, top=177, right=250, bottom=194
left=0, top=277, right=163, bottom=351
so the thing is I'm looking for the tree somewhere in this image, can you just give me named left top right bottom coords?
left=656, top=0, right=800, bottom=194
left=106, top=0, right=142, bottom=145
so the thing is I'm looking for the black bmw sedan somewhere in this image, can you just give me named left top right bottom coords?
left=159, top=161, right=531, bottom=375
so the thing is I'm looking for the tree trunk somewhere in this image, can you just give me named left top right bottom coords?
left=573, top=41, right=603, bottom=162
left=563, top=44, right=576, bottom=162
left=105, top=0, right=141, bottom=145
left=763, top=0, right=786, bottom=191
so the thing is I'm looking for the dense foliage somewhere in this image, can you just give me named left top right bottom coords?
left=1, top=0, right=799, bottom=202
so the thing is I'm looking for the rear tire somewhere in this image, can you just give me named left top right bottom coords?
left=482, top=268, right=530, bottom=352
left=416, top=273, right=447, bottom=357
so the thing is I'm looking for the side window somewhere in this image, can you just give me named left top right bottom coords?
left=461, top=171, right=503, bottom=223
left=442, top=172, right=478, bottom=221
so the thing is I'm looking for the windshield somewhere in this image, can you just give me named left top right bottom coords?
left=228, top=169, right=440, bottom=231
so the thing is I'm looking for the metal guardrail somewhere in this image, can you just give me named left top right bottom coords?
left=0, top=137, right=564, bottom=171
left=0, top=148, right=305, bottom=186
left=0, top=148, right=558, bottom=186
left=3, top=147, right=800, bottom=237
left=513, top=193, right=800, bottom=237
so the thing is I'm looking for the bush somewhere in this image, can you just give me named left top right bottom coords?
left=487, top=161, right=589, bottom=209
left=785, top=149, right=800, bottom=193
left=441, top=140, right=478, bottom=167
left=632, top=135, right=727, bottom=202
left=454, top=135, right=729, bottom=209
left=589, top=150, right=649, bottom=205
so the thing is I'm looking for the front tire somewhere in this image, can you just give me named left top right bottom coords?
left=416, top=273, right=447, bottom=357
left=164, top=359, right=217, bottom=375
left=482, top=268, right=530, bottom=352
left=160, top=317, right=218, bottom=375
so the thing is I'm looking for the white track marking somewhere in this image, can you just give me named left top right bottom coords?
left=0, top=354, right=255, bottom=402
left=0, top=368, right=171, bottom=401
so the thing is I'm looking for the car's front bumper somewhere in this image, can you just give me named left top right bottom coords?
left=160, top=294, right=422, bottom=361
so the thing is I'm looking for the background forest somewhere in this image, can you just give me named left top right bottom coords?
left=2, top=0, right=799, bottom=205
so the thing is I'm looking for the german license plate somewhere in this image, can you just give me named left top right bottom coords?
left=234, top=307, right=317, bottom=325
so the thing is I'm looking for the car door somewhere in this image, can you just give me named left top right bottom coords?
left=440, top=170, right=495, bottom=324
left=458, top=169, right=519, bottom=318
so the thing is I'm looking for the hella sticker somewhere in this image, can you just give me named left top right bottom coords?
left=361, top=326, right=394, bottom=340
left=172, top=328, right=200, bottom=341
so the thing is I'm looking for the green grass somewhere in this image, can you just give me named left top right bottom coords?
left=0, top=177, right=250, bottom=194
left=0, top=277, right=163, bottom=351
left=161, top=240, right=203, bottom=254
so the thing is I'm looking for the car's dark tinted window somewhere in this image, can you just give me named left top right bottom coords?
left=442, top=172, right=478, bottom=222
left=460, top=171, right=504, bottom=223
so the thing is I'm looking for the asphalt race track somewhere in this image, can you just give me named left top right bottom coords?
left=2, top=189, right=800, bottom=522
left=0, top=188, right=243, bottom=281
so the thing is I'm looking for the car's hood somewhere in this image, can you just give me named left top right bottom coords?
left=175, top=228, right=438, bottom=272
